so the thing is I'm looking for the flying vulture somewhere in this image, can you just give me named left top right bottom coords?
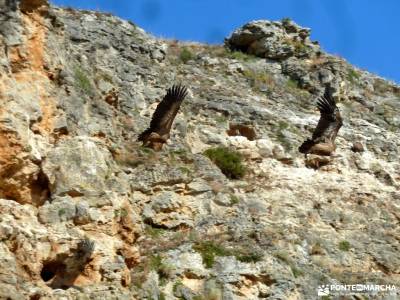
left=138, top=85, right=188, bottom=151
left=299, top=90, right=343, bottom=157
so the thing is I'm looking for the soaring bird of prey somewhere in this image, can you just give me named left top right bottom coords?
left=138, top=85, right=188, bottom=151
left=299, top=90, right=343, bottom=157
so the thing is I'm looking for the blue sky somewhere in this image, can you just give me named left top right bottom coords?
left=51, top=0, right=400, bottom=83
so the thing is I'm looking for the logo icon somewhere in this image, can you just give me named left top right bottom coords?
left=318, top=285, right=330, bottom=296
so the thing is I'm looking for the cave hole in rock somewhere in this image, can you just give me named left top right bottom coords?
left=227, top=123, right=257, bottom=141
left=32, top=168, right=51, bottom=206
left=40, top=260, right=66, bottom=282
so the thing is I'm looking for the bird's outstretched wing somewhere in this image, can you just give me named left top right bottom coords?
left=298, top=90, right=343, bottom=155
left=311, top=90, right=343, bottom=143
left=138, top=85, right=188, bottom=141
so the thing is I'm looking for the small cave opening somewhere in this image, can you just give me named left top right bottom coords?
left=40, top=260, right=66, bottom=283
left=31, top=168, right=51, bottom=206
left=226, top=123, right=257, bottom=141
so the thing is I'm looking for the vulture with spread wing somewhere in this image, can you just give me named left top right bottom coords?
left=299, top=90, right=343, bottom=157
left=138, top=85, right=188, bottom=151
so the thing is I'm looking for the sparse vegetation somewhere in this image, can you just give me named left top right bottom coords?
left=148, top=254, right=171, bottom=285
left=170, top=148, right=188, bottom=157
left=274, top=250, right=290, bottom=263
left=243, top=69, right=276, bottom=91
left=145, top=225, right=166, bottom=238
left=288, top=38, right=308, bottom=55
left=179, top=47, right=195, bottom=63
left=229, top=194, right=240, bottom=205
left=275, top=120, right=293, bottom=151
left=227, top=50, right=255, bottom=61
left=114, top=208, right=128, bottom=218
left=149, top=254, right=162, bottom=270
left=346, top=67, right=361, bottom=85
left=139, top=146, right=155, bottom=155
left=193, top=241, right=230, bottom=268
left=74, top=66, right=92, bottom=95
left=235, top=251, right=263, bottom=263
left=275, top=251, right=304, bottom=278
left=207, top=46, right=256, bottom=61
left=204, top=147, right=246, bottom=179
left=286, top=78, right=299, bottom=90
left=291, top=265, right=304, bottom=278
left=193, top=240, right=263, bottom=268
left=338, top=240, right=351, bottom=251
left=281, top=17, right=292, bottom=25
left=114, top=145, right=159, bottom=168
left=215, top=114, right=227, bottom=124
left=373, top=78, right=400, bottom=96
left=58, top=208, right=66, bottom=217
left=172, top=280, right=183, bottom=294
left=178, top=166, right=191, bottom=174
left=278, top=120, right=289, bottom=131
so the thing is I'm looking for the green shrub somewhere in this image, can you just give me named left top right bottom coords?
left=235, top=251, right=263, bottom=263
left=291, top=265, right=304, bottom=278
left=347, top=68, right=361, bottom=85
left=204, top=147, right=246, bottom=179
left=243, top=69, right=275, bottom=90
left=179, top=47, right=195, bottom=63
left=229, top=194, right=240, bottom=205
left=227, top=50, right=255, bottom=61
left=193, top=240, right=263, bottom=268
left=148, top=254, right=163, bottom=270
left=172, top=280, right=183, bottom=294
left=193, top=241, right=230, bottom=268
left=281, top=17, right=292, bottom=25
left=114, top=208, right=128, bottom=218
left=274, top=250, right=290, bottom=263
left=74, top=66, right=92, bottom=95
left=338, top=240, right=351, bottom=251
left=286, top=78, right=299, bottom=90
left=148, top=254, right=171, bottom=285
left=144, top=225, right=166, bottom=238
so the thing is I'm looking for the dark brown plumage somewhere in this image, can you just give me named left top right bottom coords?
left=299, top=89, right=343, bottom=157
left=138, top=85, right=188, bottom=151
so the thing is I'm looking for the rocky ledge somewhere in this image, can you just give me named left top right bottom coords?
left=0, top=1, right=399, bottom=299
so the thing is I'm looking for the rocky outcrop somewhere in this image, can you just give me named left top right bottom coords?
left=225, top=19, right=320, bottom=60
left=225, top=19, right=384, bottom=100
left=0, top=3, right=399, bottom=299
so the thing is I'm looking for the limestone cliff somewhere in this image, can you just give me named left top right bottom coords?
left=0, top=1, right=399, bottom=299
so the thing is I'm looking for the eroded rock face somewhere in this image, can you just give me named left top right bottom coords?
left=0, top=2, right=399, bottom=299
left=42, top=137, right=112, bottom=197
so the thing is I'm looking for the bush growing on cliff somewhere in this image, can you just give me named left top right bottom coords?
left=179, top=47, right=195, bottom=63
left=243, top=69, right=276, bottom=91
left=204, top=147, right=245, bottom=179
left=193, top=240, right=263, bottom=268
left=74, top=66, right=93, bottom=95
left=227, top=50, right=255, bottom=61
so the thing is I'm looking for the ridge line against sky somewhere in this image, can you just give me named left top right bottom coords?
left=51, top=0, right=400, bottom=83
